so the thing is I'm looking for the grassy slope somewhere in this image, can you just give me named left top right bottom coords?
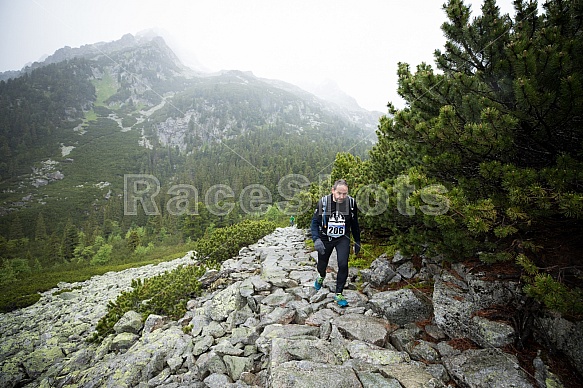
left=0, top=244, right=192, bottom=313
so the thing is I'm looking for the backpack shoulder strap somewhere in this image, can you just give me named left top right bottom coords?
left=321, top=195, right=328, bottom=227
left=348, top=196, right=355, bottom=216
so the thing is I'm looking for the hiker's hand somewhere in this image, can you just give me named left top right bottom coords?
left=354, top=241, right=361, bottom=255
left=314, top=239, right=326, bottom=255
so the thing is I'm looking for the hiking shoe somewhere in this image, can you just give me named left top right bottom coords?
left=335, top=293, right=348, bottom=307
left=314, top=276, right=324, bottom=291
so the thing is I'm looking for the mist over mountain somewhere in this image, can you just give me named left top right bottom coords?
left=0, top=32, right=380, bottom=239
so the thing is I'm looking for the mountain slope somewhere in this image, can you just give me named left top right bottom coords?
left=0, top=33, right=379, bottom=239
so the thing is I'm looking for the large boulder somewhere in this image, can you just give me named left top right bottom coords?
left=368, top=289, right=433, bottom=326
left=433, top=271, right=520, bottom=349
left=333, top=313, right=396, bottom=347
left=360, top=255, right=398, bottom=287
left=535, top=313, right=583, bottom=377
left=443, top=348, right=534, bottom=388
left=113, top=310, right=143, bottom=334
left=269, top=360, right=363, bottom=388
left=205, top=281, right=247, bottom=322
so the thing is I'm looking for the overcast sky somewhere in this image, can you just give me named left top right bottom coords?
left=0, top=0, right=519, bottom=112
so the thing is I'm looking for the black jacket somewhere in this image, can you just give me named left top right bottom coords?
left=310, top=194, right=360, bottom=242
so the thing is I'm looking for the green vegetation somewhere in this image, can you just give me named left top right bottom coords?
left=1, top=0, right=581, bottom=325
left=348, top=241, right=392, bottom=270
left=517, top=254, right=583, bottom=319
left=0, top=244, right=190, bottom=313
left=90, top=263, right=205, bottom=343
left=89, top=219, right=276, bottom=343
left=93, top=69, right=118, bottom=105
left=301, top=0, right=582, bottom=318
left=192, top=219, right=277, bottom=266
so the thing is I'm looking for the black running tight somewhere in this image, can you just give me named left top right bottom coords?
left=316, top=236, right=350, bottom=294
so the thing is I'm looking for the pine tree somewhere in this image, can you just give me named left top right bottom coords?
left=361, top=0, right=583, bottom=259
left=46, top=232, right=62, bottom=264
left=9, top=214, right=24, bottom=241
left=126, top=229, right=141, bottom=251
left=61, top=218, right=79, bottom=261
left=35, top=213, right=47, bottom=241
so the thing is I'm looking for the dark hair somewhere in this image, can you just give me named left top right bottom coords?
left=333, top=179, right=348, bottom=189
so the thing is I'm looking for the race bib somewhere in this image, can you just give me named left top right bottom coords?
left=327, top=220, right=346, bottom=238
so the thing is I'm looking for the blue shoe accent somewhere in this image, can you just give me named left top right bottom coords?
left=314, top=277, right=324, bottom=291
left=335, top=293, right=348, bottom=307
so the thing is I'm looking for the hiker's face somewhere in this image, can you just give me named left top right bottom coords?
left=332, top=184, right=348, bottom=203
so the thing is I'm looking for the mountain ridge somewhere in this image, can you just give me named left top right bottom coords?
left=0, top=33, right=383, bottom=120
left=0, top=32, right=378, bottom=243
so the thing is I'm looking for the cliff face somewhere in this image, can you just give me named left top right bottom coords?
left=1, top=227, right=579, bottom=387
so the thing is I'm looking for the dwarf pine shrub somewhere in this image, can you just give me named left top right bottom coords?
left=90, top=219, right=277, bottom=343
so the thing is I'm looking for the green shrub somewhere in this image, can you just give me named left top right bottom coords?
left=192, top=219, right=276, bottom=266
left=517, top=254, right=583, bottom=319
left=90, top=219, right=276, bottom=343
left=90, top=263, right=205, bottom=342
left=90, top=244, right=113, bottom=265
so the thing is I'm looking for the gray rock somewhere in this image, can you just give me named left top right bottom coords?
left=390, top=323, right=422, bottom=352
left=287, top=299, right=313, bottom=324
left=535, top=313, right=583, bottom=377
left=436, top=341, right=462, bottom=358
left=533, top=352, right=564, bottom=388
left=305, top=308, right=339, bottom=326
left=270, top=277, right=299, bottom=288
left=202, top=320, right=226, bottom=338
left=346, top=340, right=410, bottom=366
left=269, top=360, right=362, bottom=388
left=206, top=282, right=247, bottom=322
left=22, top=347, right=65, bottom=379
left=111, top=332, right=140, bottom=351
left=113, top=310, right=143, bottom=334
left=433, top=270, right=522, bottom=349
left=269, top=337, right=349, bottom=367
left=391, top=251, right=409, bottom=264
left=193, top=335, right=214, bottom=356
left=256, top=324, right=320, bottom=354
left=396, top=261, right=417, bottom=279
left=409, top=340, right=440, bottom=362
left=369, top=289, right=433, bottom=326
left=432, top=274, right=475, bottom=339
left=260, top=306, right=296, bottom=326
left=228, top=326, right=259, bottom=346
left=424, top=324, right=447, bottom=341
left=260, top=288, right=295, bottom=306
left=203, top=372, right=232, bottom=387
left=189, top=315, right=210, bottom=337
left=380, top=363, right=443, bottom=388
left=360, top=256, right=397, bottom=286
left=333, top=313, right=394, bottom=347
left=196, top=351, right=227, bottom=378
left=223, top=355, right=253, bottom=381
left=443, top=348, right=534, bottom=388
left=356, top=371, right=402, bottom=388
left=214, top=340, right=244, bottom=356
left=0, top=227, right=568, bottom=388
left=425, top=363, right=450, bottom=382
left=143, top=314, right=168, bottom=335
left=471, top=316, right=515, bottom=348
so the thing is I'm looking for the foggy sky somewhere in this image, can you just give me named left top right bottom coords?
left=0, top=0, right=519, bottom=112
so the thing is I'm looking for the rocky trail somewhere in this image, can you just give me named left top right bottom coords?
left=1, top=227, right=581, bottom=387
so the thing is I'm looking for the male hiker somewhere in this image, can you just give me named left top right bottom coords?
left=310, top=179, right=361, bottom=307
